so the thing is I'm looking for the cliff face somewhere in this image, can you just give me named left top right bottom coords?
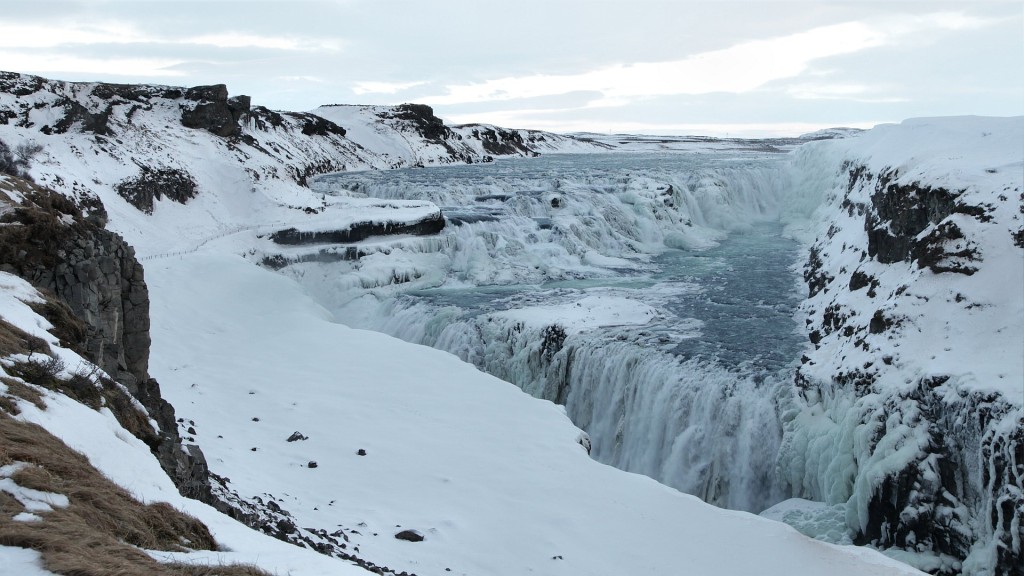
left=781, top=118, right=1023, bottom=575
left=0, top=176, right=210, bottom=499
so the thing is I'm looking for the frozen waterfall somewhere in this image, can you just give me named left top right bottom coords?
left=293, top=152, right=816, bottom=513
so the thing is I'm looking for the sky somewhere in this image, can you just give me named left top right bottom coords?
left=1, top=0, right=1021, bottom=137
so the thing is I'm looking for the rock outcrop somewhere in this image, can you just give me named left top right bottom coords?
left=269, top=212, right=446, bottom=245
left=0, top=176, right=211, bottom=501
left=460, top=124, right=542, bottom=157
left=180, top=83, right=251, bottom=137
left=115, top=167, right=198, bottom=214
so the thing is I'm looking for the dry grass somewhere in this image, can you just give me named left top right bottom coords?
left=0, top=315, right=51, bottom=359
left=0, top=414, right=273, bottom=576
left=28, top=292, right=87, bottom=354
left=0, top=376, right=46, bottom=414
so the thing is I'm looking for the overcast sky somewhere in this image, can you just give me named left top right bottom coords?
left=2, top=1, right=1021, bottom=136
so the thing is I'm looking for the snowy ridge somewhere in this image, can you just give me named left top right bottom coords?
left=312, top=104, right=607, bottom=168
left=0, top=272, right=371, bottom=575
left=0, top=72, right=602, bottom=261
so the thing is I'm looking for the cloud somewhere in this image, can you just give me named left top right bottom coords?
left=420, top=11, right=1003, bottom=109
left=0, top=21, right=343, bottom=52
left=182, top=33, right=344, bottom=52
left=352, top=80, right=428, bottom=95
left=785, top=83, right=910, bottom=103
left=0, top=50, right=186, bottom=78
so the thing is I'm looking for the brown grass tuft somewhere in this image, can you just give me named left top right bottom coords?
left=0, top=414, right=273, bottom=575
left=0, top=316, right=51, bottom=359
left=1, top=373, right=47, bottom=412
left=28, top=292, right=87, bottom=354
left=166, top=563, right=276, bottom=575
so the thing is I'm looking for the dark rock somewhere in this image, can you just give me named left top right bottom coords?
left=287, top=431, right=308, bottom=442
left=227, top=95, right=252, bottom=124
left=390, top=104, right=448, bottom=142
left=471, top=126, right=529, bottom=156
left=357, top=448, right=367, bottom=456
left=181, top=101, right=238, bottom=137
left=115, top=167, right=198, bottom=214
left=540, top=324, right=566, bottom=362
left=803, top=246, right=833, bottom=298
left=180, top=84, right=246, bottom=137
left=848, top=270, right=875, bottom=292
left=868, top=310, right=893, bottom=334
left=51, top=98, right=113, bottom=135
left=269, top=212, right=445, bottom=245
left=394, top=529, right=424, bottom=542
left=911, top=221, right=979, bottom=275
left=307, top=461, right=318, bottom=469
left=291, top=112, right=346, bottom=137
left=865, top=170, right=961, bottom=264
left=185, top=84, right=229, bottom=102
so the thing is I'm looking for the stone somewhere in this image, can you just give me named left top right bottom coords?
left=269, top=212, right=445, bottom=245
left=394, top=529, right=424, bottom=542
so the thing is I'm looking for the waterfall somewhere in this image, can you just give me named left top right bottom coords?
left=294, top=153, right=808, bottom=513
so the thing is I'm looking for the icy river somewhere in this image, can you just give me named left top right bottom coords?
left=309, top=151, right=812, bottom=513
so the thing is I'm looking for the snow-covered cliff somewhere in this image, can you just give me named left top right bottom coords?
left=780, top=117, right=1023, bottom=574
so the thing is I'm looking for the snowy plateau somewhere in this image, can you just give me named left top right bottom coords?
left=0, top=71, right=1020, bottom=576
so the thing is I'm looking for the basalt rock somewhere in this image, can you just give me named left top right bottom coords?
left=269, top=212, right=446, bottom=245
left=0, top=177, right=211, bottom=502
left=116, top=167, right=198, bottom=214
left=180, top=83, right=250, bottom=137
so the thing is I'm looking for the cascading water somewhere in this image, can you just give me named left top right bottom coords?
left=300, top=152, right=813, bottom=513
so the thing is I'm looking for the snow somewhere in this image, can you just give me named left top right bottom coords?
left=0, top=547, right=61, bottom=576
left=0, top=476, right=70, bottom=512
left=491, top=294, right=659, bottom=334
left=760, top=498, right=853, bottom=544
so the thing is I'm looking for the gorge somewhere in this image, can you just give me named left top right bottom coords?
left=0, top=73, right=1019, bottom=576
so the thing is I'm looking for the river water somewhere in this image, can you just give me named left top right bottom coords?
left=310, top=152, right=805, bottom=512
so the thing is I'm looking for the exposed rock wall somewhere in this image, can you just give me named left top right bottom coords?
left=0, top=177, right=211, bottom=501
left=460, top=124, right=541, bottom=157
left=268, top=212, right=446, bottom=245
